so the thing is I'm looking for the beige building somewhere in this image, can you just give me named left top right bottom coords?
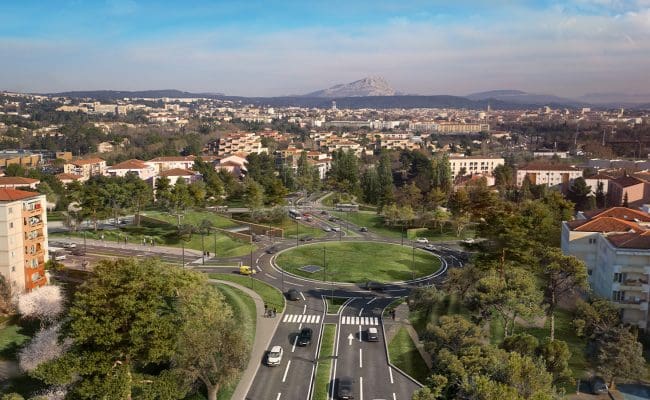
left=449, top=156, right=504, bottom=178
left=214, top=133, right=268, bottom=156
left=516, top=163, right=582, bottom=190
left=64, top=157, right=107, bottom=181
left=0, top=189, right=48, bottom=293
left=106, top=159, right=157, bottom=180
left=0, top=177, right=40, bottom=189
left=436, top=122, right=489, bottom=134
left=562, top=207, right=650, bottom=329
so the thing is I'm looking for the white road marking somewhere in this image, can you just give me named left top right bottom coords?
left=315, top=315, right=321, bottom=323
left=372, top=317, right=378, bottom=325
left=282, top=360, right=291, bottom=382
left=276, top=393, right=281, bottom=400
left=348, top=333, right=354, bottom=346
left=255, top=265, right=262, bottom=271
left=389, top=367, right=394, bottom=384
left=300, top=292, right=306, bottom=301
left=393, top=393, right=397, bottom=400
left=358, top=325, right=362, bottom=342
left=360, top=376, right=364, bottom=400
left=282, top=314, right=289, bottom=322
left=359, top=348, right=363, bottom=368
left=256, top=257, right=261, bottom=264
left=358, top=307, right=364, bottom=316
left=292, top=334, right=298, bottom=352
left=286, top=281, right=304, bottom=287
left=266, top=274, right=278, bottom=280
left=367, top=297, right=376, bottom=305
left=303, top=304, right=307, bottom=314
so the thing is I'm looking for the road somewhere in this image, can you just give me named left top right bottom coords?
left=48, top=204, right=464, bottom=400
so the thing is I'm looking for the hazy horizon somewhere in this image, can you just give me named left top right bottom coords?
left=2, top=1, right=650, bottom=97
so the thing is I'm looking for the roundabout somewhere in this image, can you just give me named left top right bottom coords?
left=274, top=241, right=442, bottom=283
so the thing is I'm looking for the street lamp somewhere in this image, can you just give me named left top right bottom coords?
left=296, top=219, right=299, bottom=247
left=411, top=240, right=416, bottom=281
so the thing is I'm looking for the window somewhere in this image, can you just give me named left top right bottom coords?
left=612, top=290, right=624, bottom=301
left=8, top=207, right=13, bottom=214
left=9, top=222, right=13, bottom=229
left=11, top=266, right=15, bottom=272
left=588, top=269, right=593, bottom=276
left=588, top=238, right=597, bottom=244
left=614, top=273, right=623, bottom=283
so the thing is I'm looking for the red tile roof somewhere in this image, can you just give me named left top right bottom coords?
left=0, top=177, right=39, bottom=185
left=158, top=168, right=196, bottom=177
left=610, top=175, right=644, bottom=188
left=607, top=231, right=650, bottom=249
left=573, top=217, right=642, bottom=233
left=583, top=207, right=650, bottom=222
left=71, top=157, right=104, bottom=166
left=109, top=159, right=150, bottom=170
left=0, top=188, right=40, bottom=201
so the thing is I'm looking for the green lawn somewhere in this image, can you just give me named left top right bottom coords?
left=145, top=210, right=238, bottom=229
left=325, top=297, right=349, bottom=314
left=245, top=216, right=326, bottom=240
left=313, top=324, right=336, bottom=400
left=0, top=319, right=31, bottom=361
left=276, top=241, right=441, bottom=283
left=388, top=327, right=430, bottom=385
left=53, top=219, right=253, bottom=258
left=208, top=273, right=285, bottom=312
left=212, top=283, right=257, bottom=400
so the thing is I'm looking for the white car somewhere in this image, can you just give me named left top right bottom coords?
left=424, top=244, right=435, bottom=251
left=416, top=237, right=429, bottom=244
left=323, top=227, right=332, bottom=232
left=266, top=345, right=283, bottom=366
left=332, top=227, right=341, bottom=232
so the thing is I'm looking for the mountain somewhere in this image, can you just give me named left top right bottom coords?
left=466, top=89, right=582, bottom=107
left=304, top=77, right=396, bottom=97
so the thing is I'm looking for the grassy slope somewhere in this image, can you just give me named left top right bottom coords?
left=313, top=324, right=336, bottom=400
left=146, top=210, right=238, bottom=229
left=209, top=273, right=285, bottom=312
left=276, top=241, right=441, bottom=283
left=388, top=326, right=430, bottom=385
left=212, top=283, right=257, bottom=400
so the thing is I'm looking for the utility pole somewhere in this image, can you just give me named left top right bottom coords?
left=296, top=219, right=299, bottom=247
left=213, top=229, right=217, bottom=258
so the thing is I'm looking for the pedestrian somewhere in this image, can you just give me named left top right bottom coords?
left=207, top=251, right=210, bottom=257
left=272, top=307, right=277, bottom=318
left=264, top=303, right=268, bottom=316
left=391, top=310, right=396, bottom=320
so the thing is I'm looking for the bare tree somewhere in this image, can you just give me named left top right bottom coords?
left=17, top=285, right=64, bottom=327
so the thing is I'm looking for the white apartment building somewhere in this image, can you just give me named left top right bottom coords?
left=562, top=207, right=650, bottom=329
left=0, top=189, right=48, bottom=293
left=106, top=159, right=157, bottom=180
left=516, top=163, right=582, bottom=189
left=215, top=133, right=268, bottom=157
left=64, top=157, right=107, bottom=181
left=449, top=156, right=504, bottom=177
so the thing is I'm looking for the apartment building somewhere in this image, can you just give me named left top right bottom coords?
left=449, top=156, right=504, bottom=178
left=0, top=177, right=40, bottom=189
left=106, top=159, right=157, bottom=180
left=608, top=174, right=649, bottom=207
left=0, top=189, right=48, bottom=292
left=516, top=163, right=582, bottom=190
left=63, top=157, right=107, bottom=181
left=213, top=132, right=268, bottom=156
left=562, top=207, right=650, bottom=329
left=436, top=122, right=489, bottom=134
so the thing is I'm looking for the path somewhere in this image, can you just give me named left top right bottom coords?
left=208, top=279, right=282, bottom=400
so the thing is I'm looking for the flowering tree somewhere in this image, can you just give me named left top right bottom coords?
left=18, top=324, right=71, bottom=372
left=17, top=285, right=64, bottom=326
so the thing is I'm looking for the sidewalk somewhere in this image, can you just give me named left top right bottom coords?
left=209, top=279, right=282, bottom=400
left=383, top=302, right=433, bottom=369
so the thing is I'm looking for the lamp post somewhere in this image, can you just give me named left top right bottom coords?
left=296, top=219, right=299, bottom=247
left=411, top=240, right=416, bottom=281
left=213, top=229, right=217, bottom=258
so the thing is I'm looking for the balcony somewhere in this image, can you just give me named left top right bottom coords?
left=22, top=205, right=42, bottom=218
left=618, top=298, right=649, bottom=311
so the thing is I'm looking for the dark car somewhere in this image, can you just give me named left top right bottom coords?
left=299, top=235, right=313, bottom=242
left=320, top=210, right=328, bottom=215
left=286, top=288, right=300, bottom=301
left=359, top=227, right=368, bottom=232
left=71, top=248, right=86, bottom=256
left=589, top=376, right=608, bottom=394
left=266, top=246, right=278, bottom=254
left=360, top=281, right=385, bottom=292
left=337, top=377, right=354, bottom=399
left=297, top=327, right=313, bottom=346
left=328, top=216, right=338, bottom=222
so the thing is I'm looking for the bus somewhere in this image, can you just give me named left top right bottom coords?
left=288, top=209, right=302, bottom=220
left=335, top=203, right=359, bottom=212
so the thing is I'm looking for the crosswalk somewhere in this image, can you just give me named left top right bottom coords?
left=341, top=316, right=379, bottom=326
left=282, top=314, right=321, bottom=324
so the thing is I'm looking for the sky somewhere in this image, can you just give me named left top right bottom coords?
left=1, top=0, right=649, bottom=97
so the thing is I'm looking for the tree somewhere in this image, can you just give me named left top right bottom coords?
left=566, top=177, right=592, bottom=211
left=537, top=339, right=572, bottom=385
left=377, top=152, right=395, bottom=206
left=0, top=275, right=16, bottom=315
left=431, top=154, right=452, bottom=193
left=573, top=298, right=621, bottom=339
left=79, top=178, right=110, bottom=231
left=501, top=333, right=539, bottom=357
left=18, top=324, right=71, bottom=372
left=596, top=327, right=647, bottom=388
left=399, top=182, right=423, bottom=209
left=171, top=285, right=249, bottom=400
left=17, top=285, right=64, bottom=327
left=361, top=167, right=381, bottom=205
left=595, top=181, right=606, bottom=208
left=124, top=173, right=153, bottom=226
left=33, top=258, right=206, bottom=398
left=424, top=315, right=484, bottom=355
left=537, top=249, right=588, bottom=341
left=243, top=178, right=265, bottom=219
left=425, top=188, right=447, bottom=211
left=493, top=164, right=515, bottom=189
left=447, top=188, right=470, bottom=218
left=622, top=191, right=629, bottom=207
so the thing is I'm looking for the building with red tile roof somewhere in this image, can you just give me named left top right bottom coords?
left=0, top=176, right=40, bottom=189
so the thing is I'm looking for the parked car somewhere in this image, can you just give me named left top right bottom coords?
left=589, top=376, right=608, bottom=394
left=366, top=327, right=379, bottom=342
left=359, top=227, right=368, bottom=232
left=62, top=242, right=77, bottom=249
left=297, top=327, right=313, bottom=346
left=415, top=237, right=429, bottom=244
left=266, top=346, right=283, bottom=366
left=286, top=288, right=300, bottom=301
left=337, top=377, right=354, bottom=399
left=359, top=281, right=385, bottom=292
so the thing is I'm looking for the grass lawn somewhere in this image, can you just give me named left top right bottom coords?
left=208, top=273, right=285, bottom=312
left=276, top=241, right=441, bottom=283
left=239, top=216, right=326, bottom=240
left=325, top=296, right=349, bottom=314
left=212, top=283, right=257, bottom=400
left=313, top=324, right=336, bottom=400
left=0, top=321, right=31, bottom=361
left=145, top=209, right=238, bottom=229
left=53, top=219, right=253, bottom=258
left=388, top=327, right=430, bottom=385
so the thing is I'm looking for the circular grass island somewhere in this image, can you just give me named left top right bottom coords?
left=275, top=241, right=442, bottom=283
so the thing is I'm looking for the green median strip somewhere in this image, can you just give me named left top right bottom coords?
left=313, top=324, right=336, bottom=400
left=388, top=326, right=430, bottom=385
left=326, top=296, right=349, bottom=314
left=208, top=273, right=285, bottom=312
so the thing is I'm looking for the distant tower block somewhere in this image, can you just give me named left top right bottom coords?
left=331, top=101, right=337, bottom=111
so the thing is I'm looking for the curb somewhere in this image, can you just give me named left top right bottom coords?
left=380, top=308, right=425, bottom=388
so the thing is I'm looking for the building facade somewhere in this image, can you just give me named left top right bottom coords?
left=516, top=163, right=582, bottom=190
left=449, top=156, right=504, bottom=178
left=0, top=189, right=48, bottom=292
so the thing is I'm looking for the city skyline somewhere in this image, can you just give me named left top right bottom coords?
left=1, top=0, right=650, bottom=97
